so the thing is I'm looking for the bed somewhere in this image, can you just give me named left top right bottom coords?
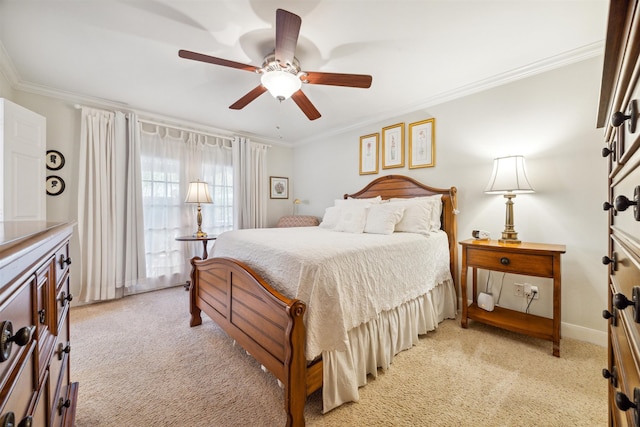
left=188, top=175, right=458, bottom=426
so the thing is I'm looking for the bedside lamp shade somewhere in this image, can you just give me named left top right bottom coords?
left=185, top=180, right=213, bottom=238
left=485, top=156, right=534, bottom=243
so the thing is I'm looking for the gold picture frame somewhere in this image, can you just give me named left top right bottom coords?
left=269, top=176, right=289, bottom=199
left=359, top=133, right=379, bottom=175
left=382, top=123, right=404, bottom=169
left=408, top=118, right=435, bottom=169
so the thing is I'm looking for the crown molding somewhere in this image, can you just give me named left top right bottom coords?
left=298, top=41, right=605, bottom=146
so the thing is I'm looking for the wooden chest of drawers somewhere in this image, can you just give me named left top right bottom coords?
left=598, top=1, right=640, bottom=424
left=0, top=222, right=77, bottom=426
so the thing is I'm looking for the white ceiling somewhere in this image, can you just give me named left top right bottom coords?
left=0, top=1, right=608, bottom=145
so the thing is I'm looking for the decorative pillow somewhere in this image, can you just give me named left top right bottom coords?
left=334, top=206, right=369, bottom=233
left=364, top=204, right=406, bottom=235
left=390, top=195, right=443, bottom=231
left=319, top=206, right=341, bottom=229
left=388, top=198, right=433, bottom=234
left=334, top=196, right=382, bottom=207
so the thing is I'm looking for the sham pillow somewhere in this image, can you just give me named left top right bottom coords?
left=334, top=206, right=369, bottom=233
left=319, top=206, right=341, bottom=229
left=390, top=195, right=443, bottom=231
left=388, top=198, right=433, bottom=234
left=364, top=204, right=406, bottom=235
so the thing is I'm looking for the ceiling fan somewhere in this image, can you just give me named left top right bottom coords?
left=178, top=9, right=373, bottom=121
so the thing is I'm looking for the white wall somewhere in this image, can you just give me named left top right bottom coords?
left=0, top=68, right=13, bottom=100
left=292, top=57, right=608, bottom=345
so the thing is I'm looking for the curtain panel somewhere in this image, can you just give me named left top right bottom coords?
left=233, top=136, right=269, bottom=229
left=77, top=108, right=145, bottom=303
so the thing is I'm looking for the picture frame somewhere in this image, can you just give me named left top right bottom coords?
left=408, top=118, right=436, bottom=169
left=46, top=150, right=65, bottom=170
left=382, top=123, right=405, bottom=169
left=270, top=176, right=289, bottom=199
left=359, top=133, right=379, bottom=175
left=46, top=175, right=65, bottom=196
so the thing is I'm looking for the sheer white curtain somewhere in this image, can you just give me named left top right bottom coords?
left=77, top=108, right=145, bottom=303
left=134, top=124, right=233, bottom=293
left=233, top=136, right=269, bottom=229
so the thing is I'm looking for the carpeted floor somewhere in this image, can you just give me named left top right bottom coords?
left=70, top=286, right=606, bottom=426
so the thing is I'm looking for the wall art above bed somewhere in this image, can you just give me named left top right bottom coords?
left=408, top=118, right=436, bottom=169
left=359, top=133, right=379, bottom=175
left=382, top=122, right=405, bottom=169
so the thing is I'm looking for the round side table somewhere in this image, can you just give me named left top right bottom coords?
left=175, top=235, right=217, bottom=290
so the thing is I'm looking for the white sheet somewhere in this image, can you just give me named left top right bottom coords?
left=211, top=227, right=452, bottom=360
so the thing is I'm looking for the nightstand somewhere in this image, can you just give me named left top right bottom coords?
left=459, top=239, right=566, bottom=356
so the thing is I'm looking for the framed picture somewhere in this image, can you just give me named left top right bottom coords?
left=408, top=118, right=436, bottom=168
left=46, top=175, right=65, bottom=196
left=46, top=150, right=65, bottom=170
left=270, top=176, right=289, bottom=199
left=382, top=123, right=405, bottom=169
left=359, top=133, right=379, bottom=175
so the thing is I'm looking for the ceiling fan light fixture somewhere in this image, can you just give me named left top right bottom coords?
left=261, top=70, right=302, bottom=101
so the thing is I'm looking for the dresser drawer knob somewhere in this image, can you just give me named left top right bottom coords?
left=59, top=292, right=73, bottom=307
left=615, top=186, right=640, bottom=220
left=612, top=100, right=637, bottom=133
left=614, top=287, right=640, bottom=323
left=603, top=201, right=614, bottom=211
left=603, top=367, right=618, bottom=388
left=616, top=388, right=640, bottom=416
left=0, top=412, right=31, bottom=427
left=58, top=254, right=72, bottom=269
left=57, top=398, right=71, bottom=416
left=499, top=257, right=510, bottom=266
left=38, top=309, right=46, bottom=325
left=57, top=342, right=71, bottom=360
left=602, top=253, right=618, bottom=271
left=602, top=145, right=615, bottom=158
left=0, top=322, right=34, bottom=363
left=602, top=309, right=614, bottom=319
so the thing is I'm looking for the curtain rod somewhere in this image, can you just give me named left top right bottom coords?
left=137, top=118, right=235, bottom=142
left=74, top=104, right=271, bottom=147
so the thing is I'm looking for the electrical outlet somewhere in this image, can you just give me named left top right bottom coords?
left=514, top=283, right=524, bottom=297
left=524, top=284, right=540, bottom=299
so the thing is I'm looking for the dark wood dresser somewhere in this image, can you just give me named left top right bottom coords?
left=0, top=222, right=77, bottom=426
left=598, top=0, right=640, bottom=424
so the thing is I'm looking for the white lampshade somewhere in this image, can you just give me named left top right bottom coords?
left=484, top=155, right=535, bottom=194
left=261, top=70, right=302, bottom=100
left=184, top=181, right=212, bottom=204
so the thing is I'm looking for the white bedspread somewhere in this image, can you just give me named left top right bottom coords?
left=211, top=227, right=452, bottom=361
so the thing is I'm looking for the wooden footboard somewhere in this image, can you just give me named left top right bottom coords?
left=189, top=256, right=321, bottom=426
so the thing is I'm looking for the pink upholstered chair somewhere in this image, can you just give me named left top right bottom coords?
left=276, top=215, right=320, bottom=228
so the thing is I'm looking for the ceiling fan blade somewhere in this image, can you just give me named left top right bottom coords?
left=229, top=85, right=268, bottom=110
left=303, top=71, right=372, bottom=88
left=179, top=49, right=258, bottom=72
left=275, top=9, right=301, bottom=65
left=291, top=91, right=321, bottom=120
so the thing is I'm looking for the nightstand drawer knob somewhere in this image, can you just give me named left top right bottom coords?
left=499, top=257, right=510, bottom=266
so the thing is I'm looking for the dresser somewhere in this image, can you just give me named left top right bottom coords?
left=598, top=0, right=640, bottom=424
left=0, top=222, right=77, bottom=426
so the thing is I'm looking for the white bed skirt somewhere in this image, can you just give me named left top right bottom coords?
left=321, top=278, right=457, bottom=412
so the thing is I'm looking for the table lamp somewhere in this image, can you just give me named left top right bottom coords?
left=185, top=180, right=213, bottom=238
left=484, top=155, right=534, bottom=244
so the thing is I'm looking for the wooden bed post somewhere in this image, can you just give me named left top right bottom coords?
left=284, top=300, right=307, bottom=427
left=189, top=257, right=203, bottom=327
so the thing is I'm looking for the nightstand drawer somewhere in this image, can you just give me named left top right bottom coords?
left=466, top=247, right=553, bottom=277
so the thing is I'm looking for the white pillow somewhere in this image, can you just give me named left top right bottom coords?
left=334, top=206, right=369, bottom=233
left=388, top=198, right=433, bottom=234
left=364, top=204, right=405, bottom=235
left=390, top=195, right=443, bottom=231
left=334, top=196, right=382, bottom=207
left=319, top=206, right=341, bottom=229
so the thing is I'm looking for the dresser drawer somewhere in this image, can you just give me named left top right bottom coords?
left=466, top=247, right=554, bottom=277
left=0, top=344, right=36, bottom=422
left=609, top=320, right=640, bottom=427
left=0, top=282, right=34, bottom=392
left=53, top=276, right=71, bottom=336
left=49, top=309, right=69, bottom=411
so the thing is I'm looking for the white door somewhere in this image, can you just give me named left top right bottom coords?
left=0, top=98, right=46, bottom=221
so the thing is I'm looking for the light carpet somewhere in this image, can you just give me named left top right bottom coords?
left=70, top=286, right=607, bottom=426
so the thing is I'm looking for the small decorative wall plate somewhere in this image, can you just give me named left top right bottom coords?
left=46, top=175, right=65, bottom=196
left=46, top=150, right=65, bottom=170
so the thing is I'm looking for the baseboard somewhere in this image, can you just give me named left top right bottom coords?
left=562, top=322, right=607, bottom=347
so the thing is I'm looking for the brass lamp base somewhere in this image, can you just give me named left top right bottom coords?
left=193, top=230, right=207, bottom=238
left=192, top=203, right=207, bottom=238
left=499, top=193, right=521, bottom=245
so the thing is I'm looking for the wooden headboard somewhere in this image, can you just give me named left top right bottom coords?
left=344, top=174, right=458, bottom=295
